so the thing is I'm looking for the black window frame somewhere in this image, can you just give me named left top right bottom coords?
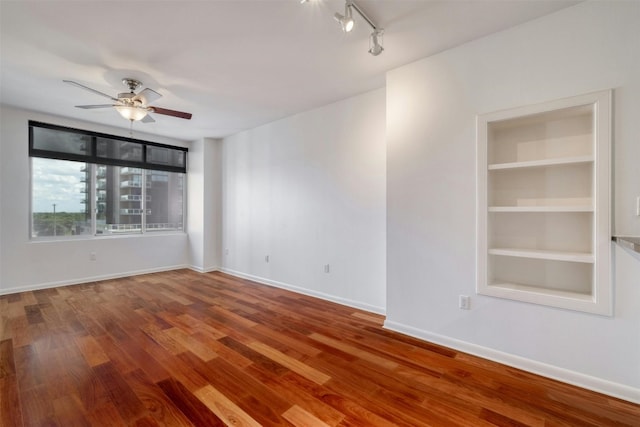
left=29, top=121, right=187, bottom=173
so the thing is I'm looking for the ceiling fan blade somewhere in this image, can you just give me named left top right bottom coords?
left=149, top=107, right=192, bottom=120
left=141, top=114, right=155, bottom=123
left=135, top=88, right=162, bottom=105
left=64, top=80, right=118, bottom=101
left=75, top=104, right=115, bottom=109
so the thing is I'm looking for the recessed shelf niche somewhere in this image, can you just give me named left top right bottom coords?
left=477, top=90, right=612, bottom=315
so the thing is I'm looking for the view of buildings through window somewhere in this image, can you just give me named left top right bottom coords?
left=32, top=161, right=184, bottom=237
left=95, top=165, right=184, bottom=234
left=30, top=123, right=186, bottom=238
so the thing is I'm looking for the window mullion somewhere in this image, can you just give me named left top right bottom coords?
left=141, top=169, right=146, bottom=233
left=91, top=164, right=97, bottom=235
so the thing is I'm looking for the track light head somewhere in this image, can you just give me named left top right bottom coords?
left=334, top=4, right=354, bottom=32
left=325, top=0, right=385, bottom=56
left=368, top=29, right=384, bottom=56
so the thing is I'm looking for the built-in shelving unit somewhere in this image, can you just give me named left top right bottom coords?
left=477, top=90, right=612, bottom=315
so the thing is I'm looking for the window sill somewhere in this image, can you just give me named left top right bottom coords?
left=30, top=231, right=187, bottom=243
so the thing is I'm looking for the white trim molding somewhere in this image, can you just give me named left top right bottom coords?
left=220, top=268, right=386, bottom=315
left=189, top=265, right=220, bottom=274
left=0, top=264, right=190, bottom=296
left=384, top=320, right=640, bottom=404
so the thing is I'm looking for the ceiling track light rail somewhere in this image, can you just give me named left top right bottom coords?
left=334, top=0, right=384, bottom=56
left=303, top=0, right=384, bottom=56
left=345, top=1, right=377, bottom=33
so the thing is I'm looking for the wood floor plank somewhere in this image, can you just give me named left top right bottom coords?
left=181, top=351, right=292, bottom=425
left=61, top=348, right=112, bottom=413
left=52, top=394, right=91, bottom=427
left=1, top=269, right=638, bottom=427
left=248, top=341, right=331, bottom=385
left=219, top=336, right=291, bottom=377
left=164, top=327, right=218, bottom=362
left=309, top=332, right=399, bottom=370
left=20, top=384, right=57, bottom=426
left=0, top=375, right=24, bottom=427
left=140, top=323, right=188, bottom=356
left=85, top=402, right=127, bottom=427
left=283, top=405, right=329, bottom=427
left=75, top=334, right=111, bottom=367
left=123, top=369, right=195, bottom=426
left=93, top=361, right=147, bottom=422
left=0, top=339, right=16, bottom=379
left=194, top=384, right=262, bottom=427
left=258, top=370, right=346, bottom=427
left=157, top=378, right=226, bottom=426
left=9, top=315, right=31, bottom=348
left=12, top=344, right=43, bottom=393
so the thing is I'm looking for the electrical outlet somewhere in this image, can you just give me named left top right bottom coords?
left=459, top=295, right=470, bottom=310
left=636, top=196, right=640, bottom=216
left=265, top=255, right=270, bottom=263
left=324, top=264, right=330, bottom=273
left=225, top=248, right=229, bottom=255
left=90, top=251, right=96, bottom=261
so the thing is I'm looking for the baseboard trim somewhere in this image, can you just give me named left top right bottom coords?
left=220, top=268, right=386, bottom=315
left=0, top=264, right=191, bottom=296
left=384, top=320, right=640, bottom=404
left=189, top=265, right=220, bottom=274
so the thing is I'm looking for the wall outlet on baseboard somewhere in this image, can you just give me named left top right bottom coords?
left=459, top=295, right=470, bottom=310
left=90, top=251, right=96, bottom=261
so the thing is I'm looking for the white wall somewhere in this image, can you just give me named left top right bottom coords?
left=188, top=137, right=223, bottom=272
left=221, top=89, right=386, bottom=313
left=386, top=1, right=640, bottom=402
left=0, top=106, right=191, bottom=293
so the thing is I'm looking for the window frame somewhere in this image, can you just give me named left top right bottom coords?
left=29, top=121, right=188, bottom=240
left=29, top=121, right=187, bottom=174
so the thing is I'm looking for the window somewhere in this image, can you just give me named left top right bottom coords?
left=31, top=158, right=92, bottom=237
left=29, top=121, right=187, bottom=239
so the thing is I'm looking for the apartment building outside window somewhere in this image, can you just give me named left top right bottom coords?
left=29, top=121, right=187, bottom=239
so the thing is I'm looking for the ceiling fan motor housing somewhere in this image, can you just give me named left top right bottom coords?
left=122, top=78, right=142, bottom=92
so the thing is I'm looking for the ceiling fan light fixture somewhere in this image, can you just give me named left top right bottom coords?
left=115, top=105, right=148, bottom=121
left=64, top=78, right=193, bottom=122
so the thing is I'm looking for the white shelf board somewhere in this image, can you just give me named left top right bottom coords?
left=489, top=206, right=593, bottom=213
left=487, top=282, right=594, bottom=301
left=489, top=248, right=594, bottom=263
left=488, top=155, right=594, bottom=171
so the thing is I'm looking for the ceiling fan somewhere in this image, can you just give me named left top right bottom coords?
left=64, top=78, right=192, bottom=123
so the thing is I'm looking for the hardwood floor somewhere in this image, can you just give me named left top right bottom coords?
left=1, top=270, right=638, bottom=426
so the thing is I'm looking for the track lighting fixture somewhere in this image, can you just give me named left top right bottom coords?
left=301, top=0, right=384, bottom=56
left=369, top=28, right=384, bottom=56
left=333, top=1, right=385, bottom=56
left=334, top=2, right=355, bottom=33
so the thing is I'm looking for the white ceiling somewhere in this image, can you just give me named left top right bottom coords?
left=0, top=0, right=579, bottom=141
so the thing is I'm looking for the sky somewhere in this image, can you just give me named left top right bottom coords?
left=32, top=157, right=88, bottom=213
